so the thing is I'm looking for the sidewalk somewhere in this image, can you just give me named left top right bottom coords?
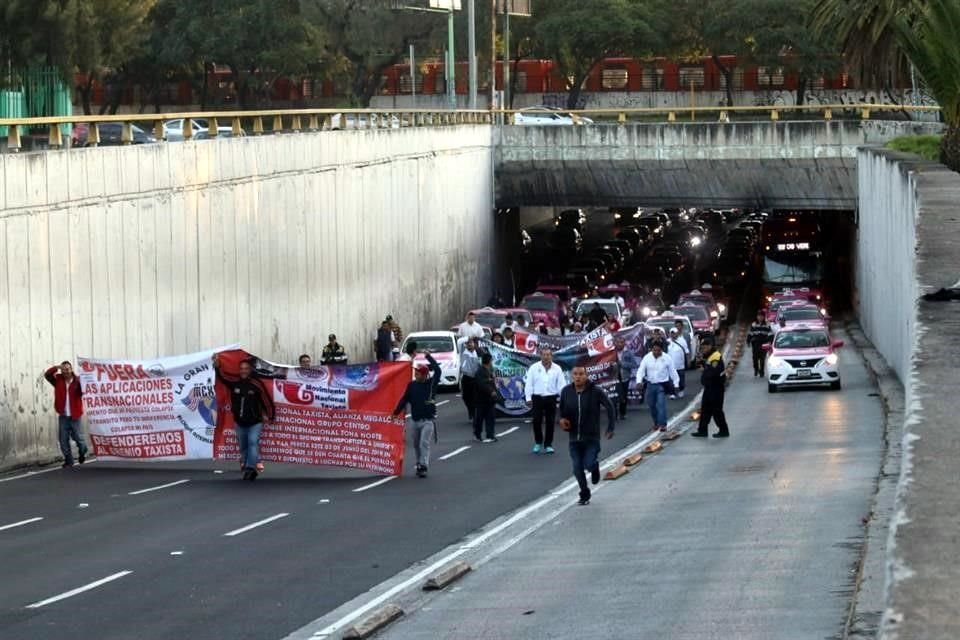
left=378, top=329, right=885, bottom=640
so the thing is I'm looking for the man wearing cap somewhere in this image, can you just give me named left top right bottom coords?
left=321, top=334, right=347, bottom=365
left=667, top=328, right=689, bottom=398
left=393, top=351, right=442, bottom=478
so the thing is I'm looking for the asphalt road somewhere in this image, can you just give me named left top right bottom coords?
left=378, top=327, right=885, bottom=640
left=0, top=378, right=703, bottom=640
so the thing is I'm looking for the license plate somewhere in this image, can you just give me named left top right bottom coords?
left=797, top=368, right=813, bottom=378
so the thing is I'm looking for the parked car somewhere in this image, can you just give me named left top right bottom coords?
left=514, top=106, right=593, bottom=126
left=401, top=331, right=461, bottom=388
left=555, top=208, right=587, bottom=230
left=74, top=122, right=157, bottom=146
left=764, top=325, right=843, bottom=392
left=162, top=118, right=235, bottom=141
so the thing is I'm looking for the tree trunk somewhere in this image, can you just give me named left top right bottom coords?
left=796, top=76, right=808, bottom=107
left=940, top=123, right=960, bottom=172
left=712, top=54, right=733, bottom=107
left=80, top=74, right=95, bottom=115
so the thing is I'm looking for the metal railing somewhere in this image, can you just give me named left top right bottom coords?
left=0, top=104, right=941, bottom=152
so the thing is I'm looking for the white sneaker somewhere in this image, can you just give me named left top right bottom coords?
left=669, top=394, right=677, bottom=399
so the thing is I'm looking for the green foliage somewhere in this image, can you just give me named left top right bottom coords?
left=534, top=0, right=660, bottom=109
left=885, top=134, right=943, bottom=160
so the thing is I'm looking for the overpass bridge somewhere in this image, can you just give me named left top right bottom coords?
left=0, top=106, right=957, bottom=640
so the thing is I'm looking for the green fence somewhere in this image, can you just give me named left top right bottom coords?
left=0, top=67, right=72, bottom=137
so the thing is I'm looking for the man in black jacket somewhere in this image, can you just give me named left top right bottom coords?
left=746, top=311, right=773, bottom=376
left=213, top=354, right=276, bottom=481
left=559, top=366, right=615, bottom=505
left=472, top=354, right=499, bottom=443
left=393, top=352, right=441, bottom=478
left=692, top=339, right=730, bottom=438
left=321, top=334, right=348, bottom=365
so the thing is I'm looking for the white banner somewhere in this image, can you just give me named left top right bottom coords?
left=78, top=347, right=229, bottom=461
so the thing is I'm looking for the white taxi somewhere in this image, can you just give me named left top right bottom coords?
left=764, top=325, right=843, bottom=392
left=400, top=331, right=461, bottom=388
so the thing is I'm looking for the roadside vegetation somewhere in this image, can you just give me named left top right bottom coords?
left=885, top=134, right=943, bottom=160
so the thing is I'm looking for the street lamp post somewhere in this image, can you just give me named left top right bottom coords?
left=392, top=1, right=461, bottom=110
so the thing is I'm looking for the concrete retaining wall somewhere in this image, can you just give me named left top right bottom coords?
left=0, top=126, right=495, bottom=470
left=856, top=149, right=960, bottom=639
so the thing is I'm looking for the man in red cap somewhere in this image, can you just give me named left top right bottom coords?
left=392, top=351, right=441, bottom=477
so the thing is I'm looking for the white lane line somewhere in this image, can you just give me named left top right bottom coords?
left=25, top=571, right=132, bottom=609
left=352, top=476, right=398, bottom=493
left=438, top=446, right=471, bottom=461
left=496, top=426, right=520, bottom=437
left=0, top=517, right=43, bottom=532
left=127, top=479, right=190, bottom=495
left=223, top=513, right=290, bottom=537
left=0, top=459, right=98, bottom=483
left=435, top=400, right=450, bottom=406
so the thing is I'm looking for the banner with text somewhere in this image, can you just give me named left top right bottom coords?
left=212, top=350, right=409, bottom=476
left=79, top=349, right=222, bottom=461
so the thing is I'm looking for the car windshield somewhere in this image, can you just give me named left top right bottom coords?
left=775, top=331, right=830, bottom=349
left=474, top=312, right=506, bottom=327
left=523, top=297, right=557, bottom=311
left=782, top=308, right=822, bottom=321
left=576, top=301, right=620, bottom=318
left=648, top=318, right=691, bottom=334
left=764, top=254, right=823, bottom=284
left=680, top=295, right=712, bottom=306
left=407, top=336, right=455, bottom=353
left=676, top=306, right=707, bottom=321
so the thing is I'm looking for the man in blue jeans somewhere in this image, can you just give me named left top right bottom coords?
left=44, top=361, right=88, bottom=468
left=559, top=366, right=615, bottom=506
left=214, top=355, right=275, bottom=481
left=635, top=340, right=680, bottom=432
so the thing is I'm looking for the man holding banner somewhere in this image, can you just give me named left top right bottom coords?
left=393, top=352, right=442, bottom=478
left=213, top=354, right=275, bottom=481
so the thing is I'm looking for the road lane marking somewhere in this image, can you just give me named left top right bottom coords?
left=496, top=426, right=520, bottom=437
left=25, top=571, right=133, bottom=609
left=223, top=513, right=290, bottom=537
left=435, top=400, right=450, bottom=406
left=0, top=517, right=43, bottom=532
left=438, top=446, right=470, bottom=461
left=128, top=479, right=190, bottom=495
left=0, top=459, right=98, bottom=483
left=352, top=476, right=398, bottom=493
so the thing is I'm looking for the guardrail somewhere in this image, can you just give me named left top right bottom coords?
left=0, top=104, right=940, bottom=152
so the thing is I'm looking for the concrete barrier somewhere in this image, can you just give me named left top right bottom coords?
left=857, top=149, right=960, bottom=639
left=0, top=126, right=495, bottom=470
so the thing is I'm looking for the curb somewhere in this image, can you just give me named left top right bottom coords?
left=342, top=604, right=404, bottom=640
left=423, top=562, right=471, bottom=591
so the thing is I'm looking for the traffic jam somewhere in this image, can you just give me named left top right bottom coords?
left=402, top=206, right=840, bottom=401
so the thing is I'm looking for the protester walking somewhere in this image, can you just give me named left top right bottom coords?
left=635, top=340, right=680, bottom=432
left=375, top=320, right=395, bottom=362
left=321, top=334, right=348, bottom=365
left=747, top=311, right=774, bottom=376
left=392, top=352, right=442, bottom=477
left=457, top=312, right=486, bottom=340
left=692, top=339, right=730, bottom=438
left=460, top=338, right=481, bottom=421
left=44, top=361, right=88, bottom=468
left=667, top=328, right=689, bottom=398
left=213, top=354, right=275, bottom=481
left=559, top=366, right=615, bottom=506
left=614, top=336, right=639, bottom=419
left=396, top=340, right=418, bottom=363
left=473, top=353, right=499, bottom=443
left=524, top=348, right=566, bottom=454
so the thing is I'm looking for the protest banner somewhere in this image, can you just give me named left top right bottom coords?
left=212, top=350, right=409, bottom=476
left=79, top=348, right=223, bottom=461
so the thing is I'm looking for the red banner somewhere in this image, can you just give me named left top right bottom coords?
left=213, top=350, right=409, bottom=475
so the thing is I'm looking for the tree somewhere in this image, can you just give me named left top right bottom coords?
left=896, top=0, right=960, bottom=170
left=304, top=1, right=442, bottom=107
left=0, top=0, right=80, bottom=86
left=534, top=0, right=660, bottom=110
left=812, top=0, right=925, bottom=87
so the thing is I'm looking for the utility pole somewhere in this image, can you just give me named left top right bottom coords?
left=503, top=3, right=511, bottom=110
left=410, top=44, right=416, bottom=107
left=392, top=1, right=460, bottom=110
left=490, top=0, right=497, bottom=112
left=468, top=0, right=477, bottom=109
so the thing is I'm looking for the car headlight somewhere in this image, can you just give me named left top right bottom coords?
left=717, top=303, right=726, bottom=313
left=690, top=237, right=702, bottom=247
left=710, top=311, right=719, bottom=318
left=825, top=353, right=838, bottom=365
left=766, top=296, right=773, bottom=302
left=767, top=356, right=784, bottom=368
left=820, top=308, right=828, bottom=316
left=642, top=306, right=652, bottom=317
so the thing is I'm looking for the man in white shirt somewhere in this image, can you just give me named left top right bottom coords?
left=459, top=338, right=482, bottom=421
left=499, top=313, right=517, bottom=333
left=667, top=328, right=689, bottom=398
left=635, top=340, right=680, bottom=432
left=524, top=348, right=566, bottom=454
left=457, top=312, right=486, bottom=340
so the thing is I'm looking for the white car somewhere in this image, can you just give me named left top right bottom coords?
left=574, top=298, right=627, bottom=327
left=513, top=106, right=593, bottom=126
left=400, top=331, right=461, bottom=388
left=765, top=325, right=844, bottom=392
left=327, top=113, right=401, bottom=130
left=162, top=118, right=236, bottom=141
